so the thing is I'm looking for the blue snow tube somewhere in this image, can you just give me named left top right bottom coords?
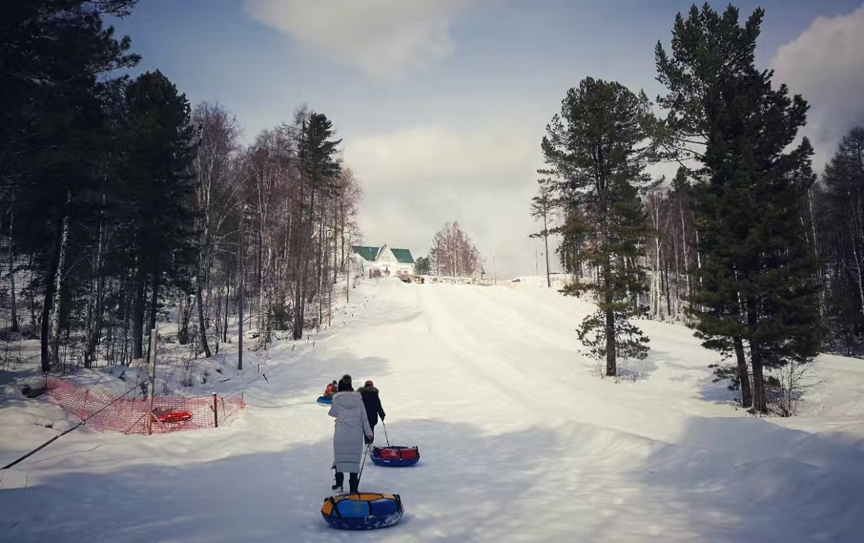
left=370, top=446, right=420, bottom=468
left=317, top=396, right=332, bottom=405
left=321, top=493, right=403, bottom=530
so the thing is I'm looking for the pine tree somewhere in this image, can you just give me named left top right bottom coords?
left=1, top=1, right=139, bottom=371
left=123, top=70, right=198, bottom=359
left=541, top=77, right=655, bottom=377
left=656, top=4, right=821, bottom=412
left=414, top=257, right=431, bottom=275
left=530, top=179, right=554, bottom=288
left=293, top=112, right=341, bottom=340
left=819, top=127, right=864, bottom=354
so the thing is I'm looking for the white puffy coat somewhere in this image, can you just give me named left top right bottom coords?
left=328, top=391, right=372, bottom=473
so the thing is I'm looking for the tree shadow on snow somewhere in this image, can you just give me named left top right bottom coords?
left=245, top=352, right=392, bottom=410
left=618, top=349, right=663, bottom=381
left=697, top=374, right=741, bottom=406
left=617, top=416, right=864, bottom=542
left=0, top=420, right=561, bottom=542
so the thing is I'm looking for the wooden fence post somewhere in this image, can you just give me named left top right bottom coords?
left=213, top=393, right=218, bottom=428
left=147, top=328, right=157, bottom=435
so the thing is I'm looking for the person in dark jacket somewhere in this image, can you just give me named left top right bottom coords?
left=357, top=380, right=386, bottom=436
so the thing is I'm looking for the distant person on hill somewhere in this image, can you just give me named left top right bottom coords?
left=357, top=380, right=386, bottom=437
left=323, top=380, right=337, bottom=398
left=328, top=377, right=373, bottom=493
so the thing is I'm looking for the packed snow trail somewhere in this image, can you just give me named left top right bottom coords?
left=2, top=278, right=864, bottom=542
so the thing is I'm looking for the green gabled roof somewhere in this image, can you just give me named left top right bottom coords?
left=390, top=248, right=415, bottom=264
left=352, top=246, right=380, bottom=262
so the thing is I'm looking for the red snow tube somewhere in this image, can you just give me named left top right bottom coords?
left=158, top=411, right=193, bottom=423
left=371, top=446, right=420, bottom=467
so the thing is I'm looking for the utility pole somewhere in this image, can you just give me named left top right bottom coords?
left=238, top=205, right=245, bottom=371
left=493, top=253, right=497, bottom=285
left=543, top=204, right=551, bottom=288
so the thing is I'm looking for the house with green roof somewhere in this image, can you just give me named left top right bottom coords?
left=352, top=244, right=415, bottom=275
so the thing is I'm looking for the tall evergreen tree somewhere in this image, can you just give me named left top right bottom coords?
left=1, top=0, right=139, bottom=371
left=413, top=257, right=431, bottom=275
left=541, top=77, right=655, bottom=377
left=818, top=127, right=864, bottom=354
left=293, top=112, right=341, bottom=339
left=123, top=70, right=198, bottom=359
left=656, top=4, right=821, bottom=412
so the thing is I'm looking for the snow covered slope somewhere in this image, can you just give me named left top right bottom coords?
left=1, top=278, right=863, bottom=542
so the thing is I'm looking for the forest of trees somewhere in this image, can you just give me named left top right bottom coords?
left=536, top=4, right=845, bottom=414
left=428, top=222, right=483, bottom=277
left=0, top=1, right=363, bottom=374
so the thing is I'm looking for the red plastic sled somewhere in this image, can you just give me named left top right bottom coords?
left=158, top=411, right=193, bottom=423
left=371, top=446, right=420, bottom=467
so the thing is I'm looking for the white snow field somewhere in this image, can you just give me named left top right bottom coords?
left=2, top=277, right=864, bottom=542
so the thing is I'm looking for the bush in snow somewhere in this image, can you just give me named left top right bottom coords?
left=577, top=308, right=650, bottom=379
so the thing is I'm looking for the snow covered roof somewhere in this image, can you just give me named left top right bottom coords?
left=352, top=245, right=414, bottom=264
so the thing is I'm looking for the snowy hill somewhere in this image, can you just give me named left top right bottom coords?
left=1, top=277, right=863, bottom=542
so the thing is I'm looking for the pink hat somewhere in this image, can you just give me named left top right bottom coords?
left=364, top=380, right=373, bottom=387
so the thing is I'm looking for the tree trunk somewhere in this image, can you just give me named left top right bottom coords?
left=197, top=258, right=212, bottom=357
left=317, top=200, right=325, bottom=332
left=27, top=253, right=38, bottom=330
left=733, top=336, right=753, bottom=408
left=148, top=273, right=160, bottom=360
left=805, top=187, right=824, bottom=316
left=654, top=236, right=662, bottom=319
left=747, top=298, right=767, bottom=413
left=543, top=211, right=551, bottom=288
left=664, top=256, right=672, bottom=318
left=84, top=196, right=105, bottom=368
left=49, top=203, right=71, bottom=367
left=751, top=343, right=767, bottom=414
left=851, top=233, right=864, bottom=322
left=223, top=267, right=230, bottom=343
left=8, top=196, right=18, bottom=332
left=92, top=269, right=106, bottom=363
left=178, top=296, right=190, bottom=345
left=333, top=205, right=339, bottom=285
left=605, top=302, right=616, bottom=377
left=40, top=216, right=65, bottom=373
left=132, top=260, right=146, bottom=360
left=679, top=198, right=690, bottom=299
left=340, top=201, right=346, bottom=271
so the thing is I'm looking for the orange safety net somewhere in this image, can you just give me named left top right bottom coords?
left=46, top=377, right=245, bottom=435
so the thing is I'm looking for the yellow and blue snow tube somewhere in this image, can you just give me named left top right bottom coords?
left=321, top=492, right=404, bottom=530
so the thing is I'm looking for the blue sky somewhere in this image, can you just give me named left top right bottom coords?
left=111, top=1, right=864, bottom=277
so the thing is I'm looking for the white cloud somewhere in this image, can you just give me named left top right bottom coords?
left=244, top=0, right=469, bottom=79
left=344, top=125, right=550, bottom=277
left=772, top=4, right=864, bottom=170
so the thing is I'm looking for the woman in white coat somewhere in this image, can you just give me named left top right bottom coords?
left=328, top=377, right=373, bottom=493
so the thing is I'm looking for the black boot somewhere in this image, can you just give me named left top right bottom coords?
left=332, top=471, right=344, bottom=492
left=349, top=473, right=359, bottom=494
